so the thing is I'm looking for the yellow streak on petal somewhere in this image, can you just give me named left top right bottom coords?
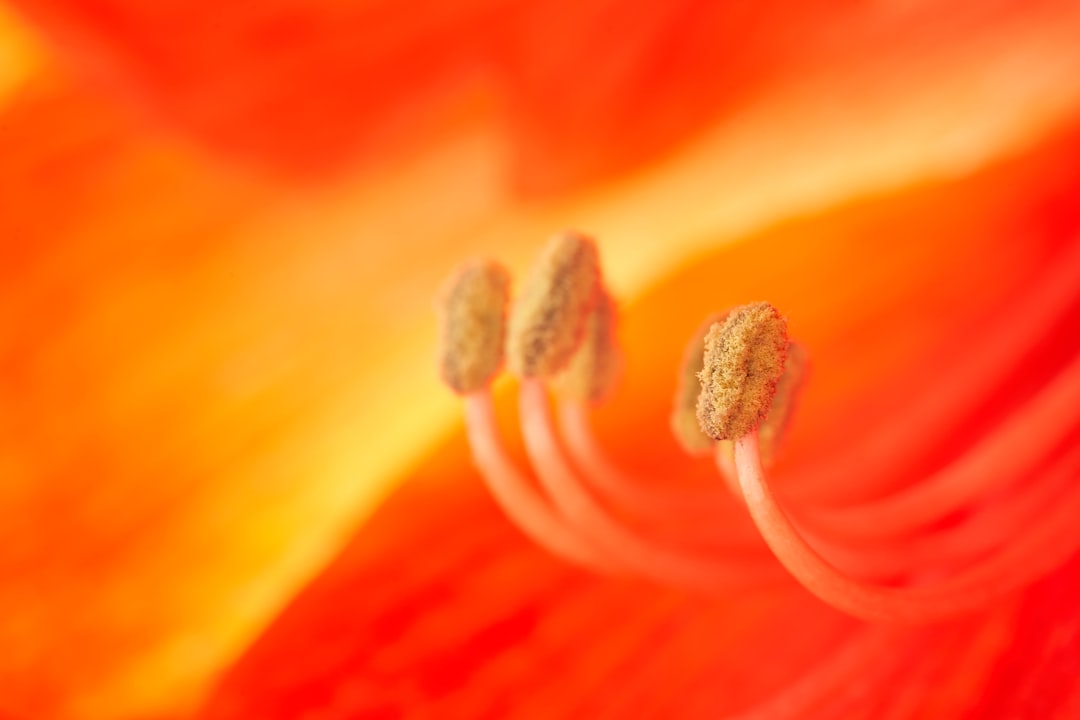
left=64, top=131, right=508, bottom=720
left=551, top=3, right=1080, bottom=297
left=0, top=5, right=42, bottom=102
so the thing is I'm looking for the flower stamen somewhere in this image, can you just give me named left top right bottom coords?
left=436, top=259, right=511, bottom=395
left=439, top=233, right=1080, bottom=626
left=463, top=392, right=615, bottom=570
left=549, top=311, right=748, bottom=533
left=558, top=400, right=741, bottom=528
left=437, top=253, right=614, bottom=571
left=518, top=379, right=781, bottom=590
left=696, top=303, right=789, bottom=442
left=507, top=230, right=601, bottom=378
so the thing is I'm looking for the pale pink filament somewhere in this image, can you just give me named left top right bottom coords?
left=463, top=391, right=614, bottom=571
left=557, top=400, right=735, bottom=516
left=519, top=379, right=782, bottom=591
left=735, top=430, right=1080, bottom=623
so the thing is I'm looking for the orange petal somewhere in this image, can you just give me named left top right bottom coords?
left=0, top=3, right=41, bottom=101
left=9, top=0, right=1080, bottom=193
left=970, top=553, right=1080, bottom=719
left=8, top=0, right=503, bottom=178
left=0, top=70, right=506, bottom=718
left=495, top=0, right=1080, bottom=193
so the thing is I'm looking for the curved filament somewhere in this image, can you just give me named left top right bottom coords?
left=558, top=401, right=756, bottom=547
left=800, top=349, right=1080, bottom=542
left=557, top=401, right=736, bottom=517
left=463, top=391, right=613, bottom=571
left=813, top=445, right=1080, bottom=581
left=735, top=432, right=1080, bottom=623
left=520, top=380, right=782, bottom=591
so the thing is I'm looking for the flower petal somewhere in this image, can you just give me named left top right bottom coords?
left=969, top=553, right=1080, bottom=719
left=8, top=0, right=503, bottom=177
left=496, top=0, right=1080, bottom=193
left=4, top=3, right=1080, bottom=717
left=9, top=0, right=1080, bottom=194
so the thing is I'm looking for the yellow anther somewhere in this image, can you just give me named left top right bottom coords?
left=436, top=259, right=511, bottom=395
left=697, top=302, right=789, bottom=441
left=508, top=231, right=600, bottom=378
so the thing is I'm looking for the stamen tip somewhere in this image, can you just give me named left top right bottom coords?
left=696, top=302, right=789, bottom=441
left=508, top=230, right=601, bottom=378
left=437, top=259, right=511, bottom=394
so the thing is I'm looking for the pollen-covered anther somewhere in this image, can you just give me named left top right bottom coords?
left=696, top=302, right=789, bottom=441
left=671, top=311, right=729, bottom=455
left=553, top=286, right=622, bottom=404
left=507, top=230, right=600, bottom=378
left=759, top=341, right=810, bottom=464
left=436, top=259, right=511, bottom=395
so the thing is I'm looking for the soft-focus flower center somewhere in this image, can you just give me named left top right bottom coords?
left=437, top=232, right=1080, bottom=628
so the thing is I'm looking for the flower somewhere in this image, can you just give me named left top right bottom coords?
left=2, top=0, right=1080, bottom=718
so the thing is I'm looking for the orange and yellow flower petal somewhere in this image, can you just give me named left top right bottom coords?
left=2, top=1, right=1080, bottom=718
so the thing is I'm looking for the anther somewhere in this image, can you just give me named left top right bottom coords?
left=671, top=312, right=729, bottom=455
left=554, top=286, right=622, bottom=404
left=436, top=259, right=511, bottom=395
left=696, top=302, right=789, bottom=441
left=507, top=231, right=600, bottom=378
left=759, top=341, right=809, bottom=464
